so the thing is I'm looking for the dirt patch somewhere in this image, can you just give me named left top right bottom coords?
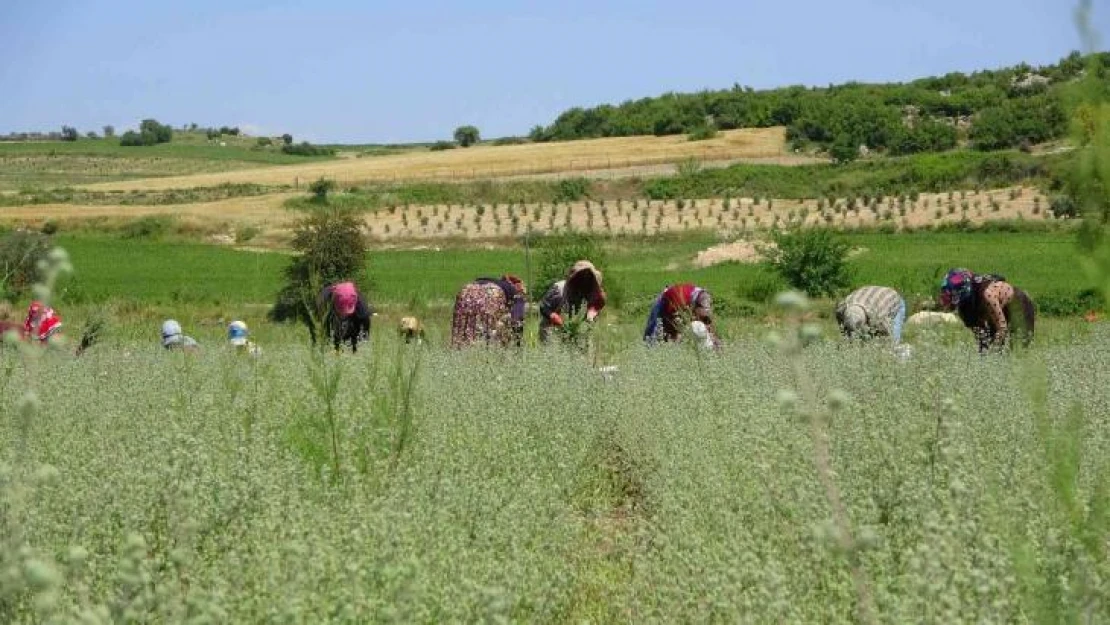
left=693, top=240, right=773, bottom=268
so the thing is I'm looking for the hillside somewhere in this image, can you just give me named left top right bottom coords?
left=530, top=52, right=1105, bottom=161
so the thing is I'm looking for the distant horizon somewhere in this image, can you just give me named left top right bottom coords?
left=1, top=1, right=1105, bottom=143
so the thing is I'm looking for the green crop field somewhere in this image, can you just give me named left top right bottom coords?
left=53, top=230, right=1090, bottom=312
left=3, top=318, right=1108, bottom=622
left=0, top=138, right=335, bottom=191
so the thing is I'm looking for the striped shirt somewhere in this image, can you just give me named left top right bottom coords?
left=836, top=286, right=904, bottom=338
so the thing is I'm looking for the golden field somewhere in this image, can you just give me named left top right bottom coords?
left=79, top=127, right=812, bottom=192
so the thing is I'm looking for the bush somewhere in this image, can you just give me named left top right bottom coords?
left=532, top=232, right=609, bottom=302
left=1050, top=194, right=1079, bottom=219
left=429, top=141, right=456, bottom=151
left=763, top=228, right=852, bottom=297
left=309, top=178, right=335, bottom=203
left=60, top=126, right=78, bottom=142
left=269, top=208, right=367, bottom=324
left=0, top=230, right=52, bottom=299
left=281, top=142, right=335, bottom=157
left=687, top=124, right=719, bottom=141
left=1036, top=289, right=1104, bottom=316
left=554, top=178, right=589, bottom=202
left=256, top=137, right=273, bottom=147
left=121, top=215, right=176, bottom=240
left=282, top=133, right=293, bottom=145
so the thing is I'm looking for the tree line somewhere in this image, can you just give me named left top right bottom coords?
left=528, top=51, right=1102, bottom=162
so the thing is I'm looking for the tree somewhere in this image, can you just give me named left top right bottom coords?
left=282, top=133, right=293, bottom=146
left=102, top=125, right=115, bottom=138
left=269, top=209, right=367, bottom=326
left=453, top=125, right=480, bottom=147
left=60, top=126, right=78, bottom=142
left=85, top=131, right=98, bottom=139
left=763, top=228, right=852, bottom=297
left=139, top=118, right=173, bottom=144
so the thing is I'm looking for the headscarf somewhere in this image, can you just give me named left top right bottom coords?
left=228, top=320, right=249, bottom=346
left=162, top=319, right=184, bottom=347
left=940, top=268, right=974, bottom=309
left=331, top=282, right=359, bottom=318
left=501, top=274, right=527, bottom=323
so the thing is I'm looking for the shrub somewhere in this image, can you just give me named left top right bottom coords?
left=0, top=230, right=52, bottom=299
left=60, top=126, right=78, bottom=142
left=256, top=137, right=273, bottom=147
left=282, top=142, right=336, bottom=157
left=269, top=208, right=367, bottom=324
left=554, top=178, right=589, bottom=202
left=121, top=215, right=175, bottom=240
left=532, top=232, right=609, bottom=299
left=309, top=178, right=335, bottom=203
left=763, top=228, right=851, bottom=297
left=429, top=141, right=456, bottom=151
left=687, top=124, right=719, bottom=141
left=1050, top=194, right=1079, bottom=219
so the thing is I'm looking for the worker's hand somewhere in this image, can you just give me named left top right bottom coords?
left=586, top=307, right=599, bottom=322
left=549, top=312, right=564, bottom=327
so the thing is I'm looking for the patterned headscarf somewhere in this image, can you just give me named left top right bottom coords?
left=940, top=268, right=974, bottom=309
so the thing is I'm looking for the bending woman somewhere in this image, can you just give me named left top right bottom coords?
left=450, top=275, right=527, bottom=348
left=643, top=283, right=719, bottom=346
left=939, top=268, right=1035, bottom=352
left=538, top=260, right=607, bottom=343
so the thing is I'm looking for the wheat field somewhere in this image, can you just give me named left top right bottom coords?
left=77, top=127, right=806, bottom=192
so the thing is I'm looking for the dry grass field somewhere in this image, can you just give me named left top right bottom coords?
left=79, top=127, right=809, bottom=192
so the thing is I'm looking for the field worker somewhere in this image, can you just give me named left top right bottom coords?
left=161, top=319, right=199, bottom=352
left=643, top=283, right=720, bottom=347
left=939, top=268, right=1035, bottom=352
left=538, top=260, right=607, bottom=343
left=835, top=286, right=906, bottom=344
left=227, top=320, right=261, bottom=356
left=450, top=274, right=527, bottom=348
left=24, top=301, right=63, bottom=344
left=316, top=281, right=373, bottom=353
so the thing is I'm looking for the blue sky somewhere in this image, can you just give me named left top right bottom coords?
left=0, top=1, right=1105, bottom=144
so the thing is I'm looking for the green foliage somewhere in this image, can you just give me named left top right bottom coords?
left=533, top=232, right=608, bottom=300
left=429, top=141, right=457, bottom=151
left=120, top=215, right=176, bottom=240
left=60, top=126, right=78, bottom=142
left=270, top=209, right=367, bottom=323
left=764, top=228, right=852, bottom=297
left=281, top=142, right=335, bottom=157
left=970, top=94, right=1068, bottom=150
left=644, top=149, right=1064, bottom=200
left=281, top=133, right=293, bottom=145
left=308, top=177, right=335, bottom=203
left=686, top=124, right=719, bottom=141
left=0, top=230, right=51, bottom=299
left=529, top=52, right=1100, bottom=157
left=453, top=125, right=480, bottom=148
left=554, top=178, right=589, bottom=202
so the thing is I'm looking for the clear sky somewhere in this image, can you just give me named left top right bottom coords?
left=1, top=1, right=1106, bottom=144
